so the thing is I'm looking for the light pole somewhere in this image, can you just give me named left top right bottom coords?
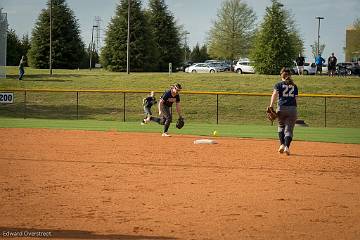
left=184, top=31, right=190, bottom=62
left=49, top=0, right=52, bottom=75
left=89, top=25, right=98, bottom=70
left=126, top=0, right=131, bottom=74
left=315, top=16, right=324, bottom=56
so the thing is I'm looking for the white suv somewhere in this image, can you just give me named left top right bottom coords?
left=234, top=59, right=255, bottom=74
left=292, top=62, right=316, bottom=75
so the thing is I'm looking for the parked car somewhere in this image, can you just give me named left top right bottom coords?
left=210, top=62, right=231, bottom=72
left=322, top=64, right=328, bottom=75
left=234, top=59, right=255, bottom=74
left=221, top=61, right=232, bottom=71
left=185, top=63, right=218, bottom=73
left=292, top=62, right=316, bottom=75
left=204, top=60, right=219, bottom=64
left=336, top=62, right=360, bottom=76
left=176, top=61, right=193, bottom=72
left=204, top=60, right=232, bottom=72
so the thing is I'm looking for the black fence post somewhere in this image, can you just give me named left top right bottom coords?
left=76, top=91, right=79, bottom=120
left=324, top=97, right=327, bottom=128
left=216, top=94, right=219, bottom=124
left=24, top=90, right=27, bottom=119
left=123, top=92, right=126, bottom=122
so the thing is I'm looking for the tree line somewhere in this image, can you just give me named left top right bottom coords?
left=7, top=0, right=356, bottom=74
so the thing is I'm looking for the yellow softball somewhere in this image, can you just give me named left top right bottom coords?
left=213, top=130, right=218, bottom=136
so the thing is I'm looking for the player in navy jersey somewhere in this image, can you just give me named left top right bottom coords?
left=149, top=83, right=183, bottom=137
left=141, top=91, right=157, bottom=125
left=269, top=67, right=298, bottom=155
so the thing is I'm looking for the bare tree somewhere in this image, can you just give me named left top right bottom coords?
left=310, top=41, right=326, bottom=58
left=207, top=0, right=256, bottom=60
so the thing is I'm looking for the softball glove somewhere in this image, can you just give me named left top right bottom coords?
left=266, top=107, right=277, bottom=121
left=176, top=116, right=185, bottom=129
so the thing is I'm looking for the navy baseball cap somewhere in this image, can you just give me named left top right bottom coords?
left=173, top=83, right=182, bottom=90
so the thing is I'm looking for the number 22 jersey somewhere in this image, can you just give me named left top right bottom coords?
left=274, top=81, right=298, bottom=108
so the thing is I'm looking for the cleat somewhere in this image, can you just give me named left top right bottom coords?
left=284, top=146, right=290, bottom=155
left=278, top=144, right=285, bottom=153
left=161, top=132, right=171, bottom=137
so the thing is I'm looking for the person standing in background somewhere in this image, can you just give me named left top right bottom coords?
left=315, top=54, right=325, bottom=75
left=18, top=56, right=25, bottom=80
left=327, top=53, right=337, bottom=77
left=295, top=53, right=305, bottom=75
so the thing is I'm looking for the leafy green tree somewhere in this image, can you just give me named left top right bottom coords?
left=20, top=34, right=31, bottom=66
left=285, top=11, right=304, bottom=57
left=250, top=0, right=301, bottom=74
left=101, top=0, right=155, bottom=72
left=78, top=46, right=99, bottom=69
left=148, top=0, right=182, bottom=71
left=28, top=0, right=85, bottom=69
left=200, top=44, right=210, bottom=62
left=190, top=44, right=201, bottom=62
left=208, top=0, right=256, bottom=60
left=190, top=43, right=209, bottom=62
left=6, top=29, right=22, bottom=66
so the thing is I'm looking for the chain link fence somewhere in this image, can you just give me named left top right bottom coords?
left=0, top=89, right=360, bottom=128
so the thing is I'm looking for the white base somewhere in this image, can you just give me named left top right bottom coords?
left=193, top=139, right=218, bottom=144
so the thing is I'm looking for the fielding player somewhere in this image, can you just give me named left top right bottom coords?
left=148, top=83, right=183, bottom=137
left=141, top=91, right=157, bottom=125
left=269, top=67, right=298, bottom=155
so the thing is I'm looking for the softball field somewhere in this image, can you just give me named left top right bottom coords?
left=1, top=128, right=359, bottom=240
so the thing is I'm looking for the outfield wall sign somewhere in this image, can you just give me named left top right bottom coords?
left=0, top=92, right=14, bottom=103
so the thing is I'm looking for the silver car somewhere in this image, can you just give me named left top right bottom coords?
left=234, top=60, right=255, bottom=74
left=185, top=63, right=218, bottom=73
left=292, top=62, right=316, bottom=75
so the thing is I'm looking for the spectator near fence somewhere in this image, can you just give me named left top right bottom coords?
left=141, top=91, right=157, bottom=125
left=315, top=54, right=325, bottom=75
left=18, top=56, right=25, bottom=80
left=295, top=53, right=305, bottom=75
left=327, top=53, right=337, bottom=77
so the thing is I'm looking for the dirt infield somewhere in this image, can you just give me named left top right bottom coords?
left=1, top=128, right=359, bottom=240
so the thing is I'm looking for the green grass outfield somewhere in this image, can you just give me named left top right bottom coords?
left=1, top=117, right=359, bottom=144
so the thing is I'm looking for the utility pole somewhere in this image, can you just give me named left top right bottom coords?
left=89, top=25, right=98, bottom=70
left=94, top=16, right=101, bottom=53
left=0, top=8, right=8, bottom=79
left=184, top=31, right=190, bottom=62
left=126, top=0, right=131, bottom=74
left=49, top=0, right=52, bottom=75
left=316, top=16, right=324, bottom=55
left=89, top=16, right=101, bottom=70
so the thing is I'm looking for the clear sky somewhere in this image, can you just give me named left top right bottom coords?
left=1, top=0, right=359, bottom=62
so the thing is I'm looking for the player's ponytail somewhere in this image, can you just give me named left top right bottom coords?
left=284, top=77, right=295, bottom=86
left=280, top=67, right=296, bottom=87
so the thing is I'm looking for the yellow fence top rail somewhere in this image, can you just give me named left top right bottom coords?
left=1, top=89, right=360, bottom=99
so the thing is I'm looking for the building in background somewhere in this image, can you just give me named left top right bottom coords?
left=345, top=26, right=360, bottom=62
